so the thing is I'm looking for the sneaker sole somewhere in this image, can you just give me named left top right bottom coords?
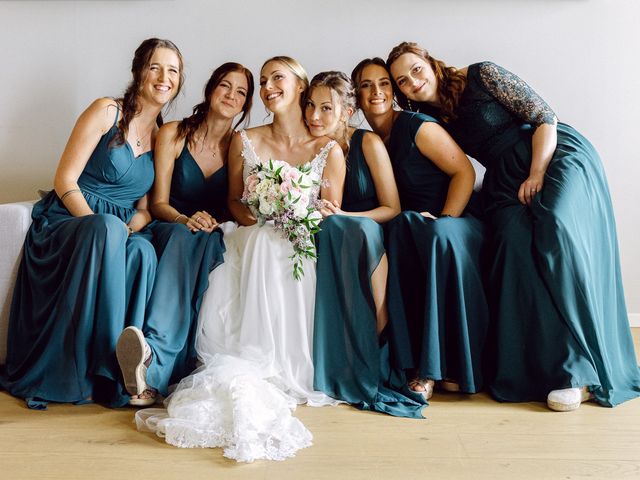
left=116, top=327, right=148, bottom=396
left=547, top=399, right=581, bottom=412
left=547, top=389, right=592, bottom=412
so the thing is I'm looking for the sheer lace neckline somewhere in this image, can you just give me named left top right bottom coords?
left=239, top=130, right=335, bottom=170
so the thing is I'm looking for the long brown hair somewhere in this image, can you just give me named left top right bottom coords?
left=114, top=38, right=184, bottom=145
left=176, top=62, right=254, bottom=147
left=386, top=42, right=466, bottom=122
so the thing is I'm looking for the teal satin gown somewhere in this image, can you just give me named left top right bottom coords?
left=435, top=62, right=640, bottom=405
left=1, top=111, right=156, bottom=409
left=385, top=111, right=489, bottom=394
left=144, top=142, right=227, bottom=396
left=313, top=129, right=426, bottom=418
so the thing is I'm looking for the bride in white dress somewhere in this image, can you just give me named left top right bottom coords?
left=135, top=56, right=346, bottom=462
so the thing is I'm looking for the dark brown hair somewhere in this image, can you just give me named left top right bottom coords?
left=386, top=42, right=466, bottom=122
left=350, top=57, right=388, bottom=110
left=176, top=62, right=254, bottom=147
left=114, top=38, right=184, bottom=145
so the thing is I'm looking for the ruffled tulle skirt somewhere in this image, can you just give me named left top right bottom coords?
left=136, top=222, right=338, bottom=462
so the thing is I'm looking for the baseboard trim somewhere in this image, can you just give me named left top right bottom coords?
left=630, top=313, right=640, bottom=328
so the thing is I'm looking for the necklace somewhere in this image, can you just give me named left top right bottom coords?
left=132, top=119, right=151, bottom=148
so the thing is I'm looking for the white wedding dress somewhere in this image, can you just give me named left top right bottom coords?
left=135, top=130, right=340, bottom=462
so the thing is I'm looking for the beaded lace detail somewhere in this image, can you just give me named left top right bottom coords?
left=477, top=62, right=556, bottom=126
left=238, top=129, right=335, bottom=197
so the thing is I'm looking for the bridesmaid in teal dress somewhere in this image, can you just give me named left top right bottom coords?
left=306, top=71, right=426, bottom=418
left=0, top=39, right=183, bottom=409
left=352, top=58, right=489, bottom=400
left=387, top=41, right=640, bottom=410
left=116, top=63, right=254, bottom=406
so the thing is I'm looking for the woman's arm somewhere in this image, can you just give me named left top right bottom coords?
left=477, top=62, right=558, bottom=205
left=53, top=98, right=119, bottom=216
left=415, top=122, right=475, bottom=218
left=150, top=122, right=182, bottom=221
left=519, top=122, right=557, bottom=205
left=320, top=143, right=346, bottom=205
left=227, top=132, right=257, bottom=226
left=324, top=132, right=400, bottom=223
left=127, top=194, right=152, bottom=233
left=150, top=123, right=218, bottom=232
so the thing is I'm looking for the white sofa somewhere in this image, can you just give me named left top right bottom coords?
left=0, top=200, right=36, bottom=365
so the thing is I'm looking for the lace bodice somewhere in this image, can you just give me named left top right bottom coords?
left=238, top=130, right=335, bottom=198
left=477, top=62, right=556, bottom=126
left=434, top=62, right=557, bottom=166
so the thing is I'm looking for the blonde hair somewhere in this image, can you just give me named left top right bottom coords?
left=261, top=56, right=309, bottom=109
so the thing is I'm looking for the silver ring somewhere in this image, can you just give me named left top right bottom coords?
left=195, top=216, right=202, bottom=223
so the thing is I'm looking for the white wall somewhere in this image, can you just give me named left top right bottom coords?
left=1, top=0, right=639, bottom=321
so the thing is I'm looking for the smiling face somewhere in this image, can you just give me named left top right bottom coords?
left=356, top=64, right=394, bottom=119
left=259, top=61, right=305, bottom=113
left=305, top=86, right=344, bottom=137
left=389, top=52, right=438, bottom=104
left=140, top=47, right=181, bottom=107
left=209, top=71, right=249, bottom=119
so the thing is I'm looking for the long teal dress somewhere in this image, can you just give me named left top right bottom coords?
left=313, top=129, right=426, bottom=418
left=385, top=111, right=489, bottom=394
left=143, top=142, right=226, bottom=396
left=0, top=110, right=156, bottom=409
left=424, top=61, right=640, bottom=405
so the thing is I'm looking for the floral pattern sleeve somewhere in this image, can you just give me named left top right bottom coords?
left=477, top=62, right=557, bottom=126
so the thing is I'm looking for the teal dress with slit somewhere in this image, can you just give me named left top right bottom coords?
left=1, top=110, right=156, bottom=409
left=313, top=129, right=426, bottom=418
left=385, top=111, right=489, bottom=394
left=144, top=142, right=227, bottom=396
left=433, top=62, right=640, bottom=405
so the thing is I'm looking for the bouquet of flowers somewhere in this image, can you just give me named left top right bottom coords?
left=242, top=159, right=323, bottom=280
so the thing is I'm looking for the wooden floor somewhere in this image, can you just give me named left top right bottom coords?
left=1, top=331, right=639, bottom=480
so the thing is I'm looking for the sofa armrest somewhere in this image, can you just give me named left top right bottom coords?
left=0, top=201, right=36, bottom=365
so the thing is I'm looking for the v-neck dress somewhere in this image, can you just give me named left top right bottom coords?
left=313, top=129, right=426, bottom=418
left=143, top=142, right=227, bottom=395
left=1, top=110, right=156, bottom=408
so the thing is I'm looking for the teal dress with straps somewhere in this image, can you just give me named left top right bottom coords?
left=385, top=111, right=489, bottom=394
left=436, top=62, right=640, bottom=405
left=1, top=108, right=156, bottom=408
left=313, top=129, right=427, bottom=418
left=143, top=142, right=227, bottom=395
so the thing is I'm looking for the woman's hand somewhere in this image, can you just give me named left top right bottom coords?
left=518, top=172, right=545, bottom=205
left=319, top=199, right=344, bottom=218
left=186, top=210, right=218, bottom=233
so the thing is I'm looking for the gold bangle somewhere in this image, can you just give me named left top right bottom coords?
left=60, top=188, right=81, bottom=201
left=173, top=214, right=187, bottom=223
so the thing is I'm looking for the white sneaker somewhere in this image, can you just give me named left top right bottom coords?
left=547, top=387, right=592, bottom=412
left=116, top=326, right=152, bottom=397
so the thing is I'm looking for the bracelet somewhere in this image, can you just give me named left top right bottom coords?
left=127, top=225, right=134, bottom=236
left=60, top=188, right=81, bottom=201
left=173, top=213, right=187, bottom=223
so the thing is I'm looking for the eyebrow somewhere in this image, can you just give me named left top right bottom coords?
left=150, top=62, right=180, bottom=70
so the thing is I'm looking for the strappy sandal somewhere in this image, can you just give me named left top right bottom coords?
left=116, top=326, right=153, bottom=399
left=409, top=378, right=434, bottom=400
left=128, top=389, right=157, bottom=407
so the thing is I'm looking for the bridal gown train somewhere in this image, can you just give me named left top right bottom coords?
left=135, top=130, right=340, bottom=462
